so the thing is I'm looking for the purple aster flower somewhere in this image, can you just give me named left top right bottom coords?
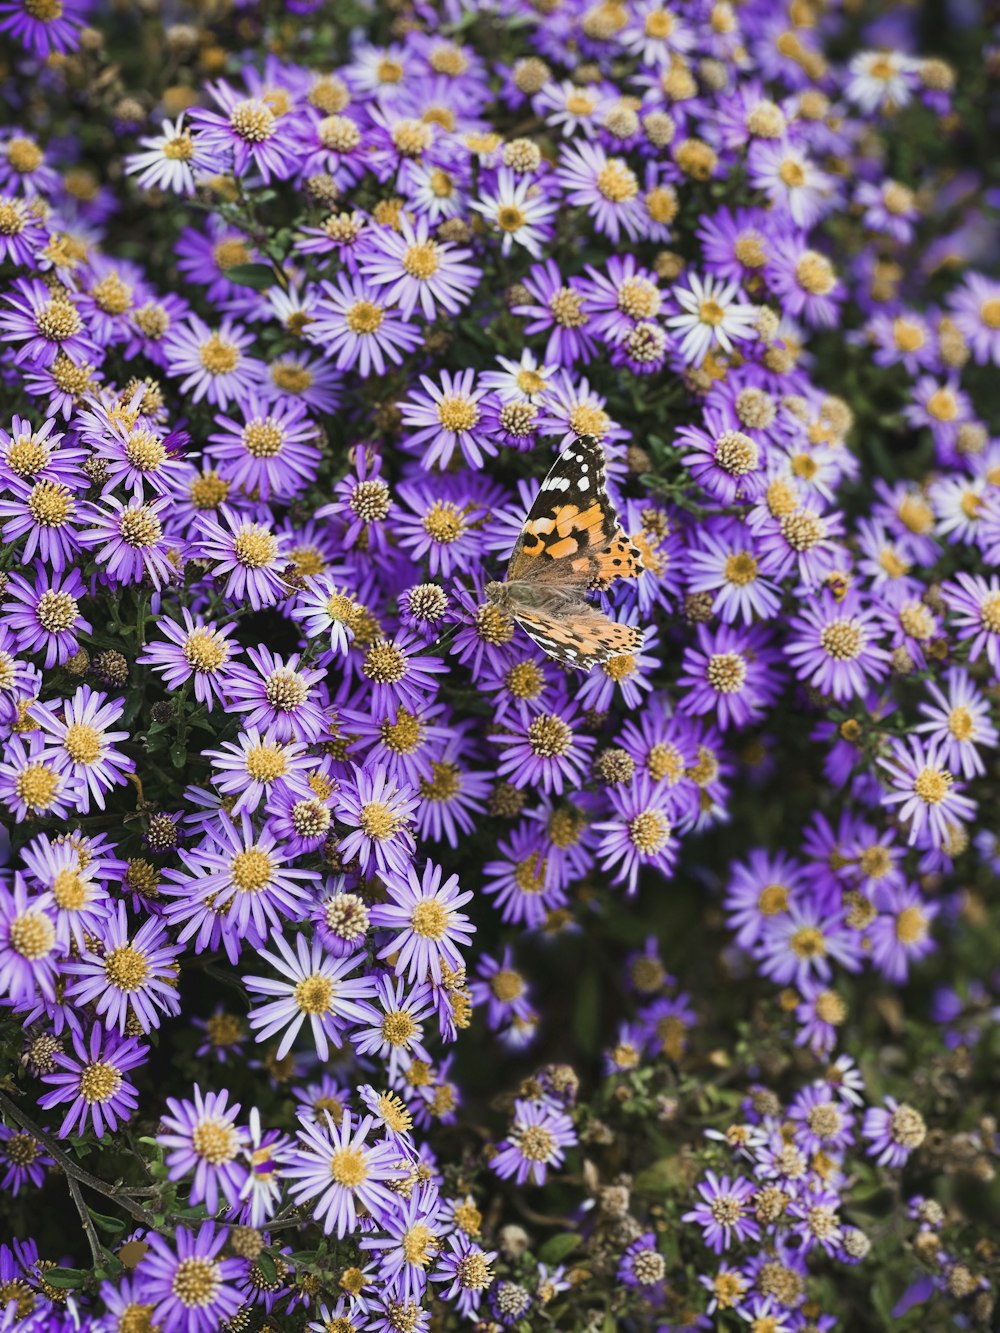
left=556, top=141, right=645, bottom=243
left=676, top=410, right=765, bottom=504
left=788, top=1084, right=855, bottom=1154
left=163, top=812, right=318, bottom=948
left=204, top=726, right=316, bottom=816
left=0, top=278, right=96, bottom=368
left=511, top=259, right=597, bottom=366
left=941, top=572, right=1000, bottom=673
left=879, top=737, right=977, bottom=848
left=3, top=567, right=91, bottom=668
left=356, top=632, right=447, bottom=723
left=0, top=0, right=89, bottom=56
left=401, top=369, right=494, bottom=470
left=682, top=1172, right=760, bottom=1253
left=413, top=742, right=492, bottom=848
left=63, top=901, right=182, bottom=1034
left=765, top=239, right=842, bottom=328
left=286, top=1110, right=400, bottom=1238
left=469, top=166, right=556, bottom=258
left=677, top=623, right=781, bottom=731
left=946, top=270, right=1000, bottom=364
left=369, top=859, right=474, bottom=985
left=482, top=823, right=567, bottom=929
left=491, top=1097, right=577, bottom=1187
left=78, top=494, right=176, bottom=590
left=594, top=773, right=678, bottom=895
left=0, top=193, right=45, bottom=265
left=164, top=315, right=264, bottom=407
left=470, top=949, right=534, bottom=1031
left=31, top=686, right=133, bottom=813
left=914, top=668, right=997, bottom=778
left=360, top=1186, right=444, bottom=1301
left=0, top=1123, right=52, bottom=1195
left=862, top=1098, right=927, bottom=1167
left=336, top=765, right=418, bottom=880
left=686, top=522, right=781, bottom=624
left=207, top=395, right=321, bottom=502
left=194, top=505, right=289, bottom=610
left=361, top=214, right=479, bottom=320
left=0, top=475, right=82, bottom=573
left=752, top=492, right=846, bottom=588
left=493, top=700, right=597, bottom=796
left=159, top=1086, right=249, bottom=1213
left=784, top=589, right=891, bottom=701
left=0, top=875, right=61, bottom=1005
left=37, top=1023, right=147, bottom=1138
left=867, top=882, right=938, bottom=982
left=306, top=275, right=422, bottom=376
left=244, top=932, right=376, bottom=1061
left=618, top=1232, right=666, bottom=1290
left=226, top=647, right=328, bottom=744
left=795, top=979, right=846, bottom=1056
left=0, top=734, right=71, bottom=822
left=756, top=901, right=862, bottom=986
left=748, top=140, right=835, bottom=227
left=138, top=609, right=241, bottom=709
left=430, top=1232, right=496, bottom=1318
left=134, top=1222, right=244, bottom=1333
left=395, top=479, right=485, bottom=577
left=354, top=971, right=435, bottom=1078
left=190, top=80, right=301, bottom=182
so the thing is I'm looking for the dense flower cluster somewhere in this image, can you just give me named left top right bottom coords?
left=0, top=0, right=997, bottom=1329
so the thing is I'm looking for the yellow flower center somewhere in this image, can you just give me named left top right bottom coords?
left=980, top=298, right=1000, bottom=329
left=294, top=974, right=334, bottom=1015
left=15, top=765, right=60, bottom=811
left=242, top=419, right=285, bottom=458
left=359, top=800, right=400, bottom=840
left=913, top=766, right=951, bottom=804
left=706, top=652, right=747, bottom=693
left=795, top=251, right=836, bottom=296
left=896, top=905, right=928, bottom=944
left=402, top=241, right=439, bottom=279
left=925, top=388, right=957, bottom=421
left=230, top=848, right=273, bottom=892
left=345, top=300, right=384, bottom=334
left=9, top=911, right=55, bottom=960
left=79, top=1061, right=122, bottom=1104
left=63, top=722, right=102, bottom=764
left=35, top=298, right=82, bottom=342
left=7, top=137, right=43, bottom=173
left=790, top=926, right=826, bottom=959
left=629, top=810, right=671, bottom=853
left=171, top=1257, right=221, bottom=1309
left=228, top=99, right=276, bottom=142
left=422, top=500, right=464, bottom=542
left=198, top=333, right=240, bottom=375
left=517, top=1124, right=556, bottom=1161
left=91, top=272, right=133, bottom=315
left=778, top=158, right=806, bottom=188
left=233, top=526, right=278, bottom=568
left=192, top=1118, right=239, bottom=1164
left=329, top=1145, right=368, bottom=1187
left=163, top=134, right=195, bottom=162
left=758, top=884, right=789, bottom=915
left=435, top=394, right=479, bottom=433
left=410, top=899, right=449, bottom=940
left=104, top=945, right=149, bottom=991
left=35, top=589, right=78, bottom=632
left=182, top=630, right=228, bottom=673
left=28, top=479, right=74, bottom=528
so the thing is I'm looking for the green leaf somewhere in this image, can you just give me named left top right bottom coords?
left=538, top=1233, right=580, bottom=1264
left=170, top=740, right=187, bottom=769
left=90, top=1210, right=125, bottom=1235
left=633, top=1155, right=683, bottom=1195
left=255, top=1253, right=277, bottom=1284
left=42, top=1269, right=85, bottom=1289
left=224, top=263, right=277, bottom=291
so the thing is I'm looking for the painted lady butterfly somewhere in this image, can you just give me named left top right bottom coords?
left=485, top=435, right=645, bottom=671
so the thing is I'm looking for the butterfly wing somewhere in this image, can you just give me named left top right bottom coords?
left=513, top=602, right=645, bottom=672
left=507, top=436, right=641, bottom=589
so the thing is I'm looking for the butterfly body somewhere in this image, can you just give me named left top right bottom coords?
left=486, top=435, right=645, bottom=671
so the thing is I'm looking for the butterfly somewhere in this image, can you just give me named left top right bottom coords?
left=485, top=435, right=645, bottom=671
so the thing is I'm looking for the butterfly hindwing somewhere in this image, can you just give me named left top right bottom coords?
left=513, top=604, right=645, bottom=672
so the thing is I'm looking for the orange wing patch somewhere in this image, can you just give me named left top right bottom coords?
left=489, top=434, right=648, bottom=672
